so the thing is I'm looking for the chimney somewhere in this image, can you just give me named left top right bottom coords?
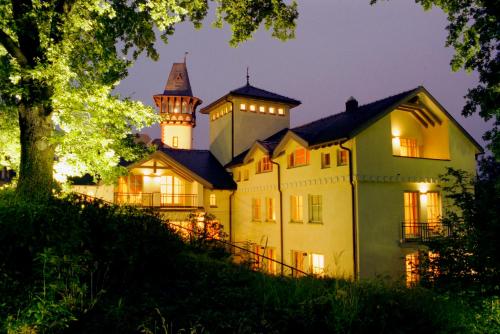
left=346, top=96, right=358, bottom=112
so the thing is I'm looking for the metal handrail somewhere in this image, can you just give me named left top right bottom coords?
left=401, top=221, right=451, bottom=243
left=74, top=193, right=310, bottom=277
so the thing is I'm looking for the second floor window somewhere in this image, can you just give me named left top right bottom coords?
left=256, top=156, right=273, bottom=173
left=426, top=192, right=441, bottom=230
left=288, top=148, right=310, bottom=168
left=308, top=195, right=322, bottom=223
left=400, top=138, right=419, bottom=157
left=337, top=149, right=348, bottom=166
left=321, top=153, right=331, bottom=168
left=252, top=198, right=261, bottom=221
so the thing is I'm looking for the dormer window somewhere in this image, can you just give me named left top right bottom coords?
left=288, top=148, right=310, bottom=168
left=256, top=156, right=273, bottom=173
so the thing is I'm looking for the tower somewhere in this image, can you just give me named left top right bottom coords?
left=153, top=60, right=202, bottom=149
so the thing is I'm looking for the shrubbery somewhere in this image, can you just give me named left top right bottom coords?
left=0, top=191, right=493, bottom=333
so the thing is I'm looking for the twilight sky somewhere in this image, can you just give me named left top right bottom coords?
left=115, top=0, right=487, bottom=150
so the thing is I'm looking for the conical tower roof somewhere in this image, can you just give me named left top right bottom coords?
left=163, top=62, right=193, bottom=96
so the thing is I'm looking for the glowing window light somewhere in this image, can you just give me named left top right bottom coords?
left=250, top=105, right=256, bottom=112
left=240, top=103, right=247, bottom=111
left=311, top=253, right=325, bottom=277
left=259, top=106, right=265, bottom=113
left=278, top=108, right=284, bottom=115
left=269, top=107, right=275, bottom=114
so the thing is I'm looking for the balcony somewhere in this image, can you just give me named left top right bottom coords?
left=114, top=193, right=198, bottom=209
left=401, top=222, right=451, bottom=243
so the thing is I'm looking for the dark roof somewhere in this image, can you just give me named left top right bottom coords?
left=200, top=84, right=301, bottom=113
left=159, top=62, right=193, bottom=96
left=225, top=128, right=288, bottom=167
left=158, top=147, right=236, bottom=190
left=290, top=87, right=421, bottom=146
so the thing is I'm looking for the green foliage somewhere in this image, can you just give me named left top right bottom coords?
left=0, top=0, right=298, bottom=197
left=371, top=0, right=500, bottom=156
left=0, top=190, right=492, bottom=333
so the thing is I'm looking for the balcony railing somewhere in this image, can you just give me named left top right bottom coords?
left=114, top=193, right=198, bottom=208
left=401, top=221, right=451, bottom=243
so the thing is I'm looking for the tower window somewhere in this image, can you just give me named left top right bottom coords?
left=249, top=105, right=256, bottom=112
left=259, top=106, right=266, bottom=113
left=240, top=103, right=247, bottom=111
left=172, top=136, right=179, bottom=148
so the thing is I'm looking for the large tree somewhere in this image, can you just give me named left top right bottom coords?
left=372, top=0, right=500, bottom=156
left=0, top=0, right=298, bottom=200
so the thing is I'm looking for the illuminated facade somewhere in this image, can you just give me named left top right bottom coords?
left=74, top=62, right=482, bottom=282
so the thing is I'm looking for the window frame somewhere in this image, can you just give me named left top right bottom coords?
left=290, top=195, right=304, bottom=222
left=288, top=148, right=310, bottom=168
left=308, top=194, right=323, bottom=224
left=252, top=198, right=262, bottom=221
left=321, top=152, right=331, bottom=168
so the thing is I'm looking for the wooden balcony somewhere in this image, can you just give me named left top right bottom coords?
left=401, top=222, right=451, bottom=243
left=114, top=193, right=198, bottom=209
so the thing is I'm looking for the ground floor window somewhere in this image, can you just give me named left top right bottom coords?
left=291, top=250, right=307, bottom=277
left=405, top=252, right=419, bottom=287
left=311, top=253, right=325, bottom=277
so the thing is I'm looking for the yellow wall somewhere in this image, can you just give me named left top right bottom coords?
left=161, top=124, right=193, bottom=149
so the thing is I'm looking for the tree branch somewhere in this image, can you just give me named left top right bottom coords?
left=11, top=0, right=42, bottom=66
left=50, top=0, right=76, bottom=44
left=0, top=28, right=28, bottom=66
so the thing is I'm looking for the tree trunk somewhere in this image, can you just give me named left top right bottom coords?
left=16, top=103, right=55, bottom=200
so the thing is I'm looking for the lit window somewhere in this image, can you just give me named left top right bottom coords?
left=278, top=108, right=284, bottom=115
left=291, top=250, right=306, bottom=277
left=252, top=198, right=261, bottom=221
left=288, top=148, right=310, bottom=168
left=321, top=153, right=331, bottom=168
left=182, top=101, right=187, bottom=113
left=290, top=195, right=303, bottom=222
left=269, top=107, right=275, bottom=114
left=209, top=193, right=217, bottom=207
left=266, top=197, right=275, bottom=221
left=405, top=252, right=419, bottom=286
left=243, top=169, right=249, bottom=181
left=400, top=138, right=419, bottom=157
left=427, top=192, right=441, bottom=233
left=311, top=253, right=325, bottom=277
left=337, top=150, right=348, bottom=166
left=250, top=104, right=256, bottom=112
left=308, top=195, right=322, bottom=223
left=251, top=244, right=262, bottom=270
left=264, top=248, right=276, bottom=274
left=403, top=192, right=420, bottom=240
left=160, top=175, right=183, bottom=206
left=174, top=101, right=180, bottom=113
left=259, top=106, right=265, bottom=113
left=130, top=175, right=143, bottom=194
left=256, top=156, right=273, bottom=173
left=172, top=136, right=178, bottom=148
left=240, top=103, right=247, bottom=111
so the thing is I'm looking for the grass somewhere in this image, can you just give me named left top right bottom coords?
left=0, top=190, right=496, bottom=333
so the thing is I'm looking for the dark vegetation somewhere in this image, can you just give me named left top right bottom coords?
left=0, top=191, right=498, bottom=333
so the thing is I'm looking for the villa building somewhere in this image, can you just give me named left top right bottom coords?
left=74, top=61, right=482, bottom=283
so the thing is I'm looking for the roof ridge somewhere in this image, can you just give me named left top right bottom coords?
left=292, top=87, right=420, bottom=132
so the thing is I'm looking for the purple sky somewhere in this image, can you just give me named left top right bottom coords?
left=115, top=0, right=488, bottom=150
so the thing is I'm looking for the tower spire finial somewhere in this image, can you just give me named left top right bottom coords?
left=184, top=51, right=188, bottom=64
left=246, top=66, right=250, bottom=86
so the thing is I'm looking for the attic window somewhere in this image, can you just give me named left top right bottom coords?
left=256, top=156, right=273, bottom=173
left=288, top=148, right=310, bottom=168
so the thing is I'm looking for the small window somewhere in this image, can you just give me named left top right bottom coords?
left=288, top=148, right=310, bottom=168
left=278, top=108, right=284, bottom=115
left=400, top=138, right=419, bottom=157
left=311, top=253, right=325, bottom=277
left=269, top=107, right=275, bottom=114
left=259, top=106, right=266, bottom=113
left=240, top=103, right=247, bottom=111
left=321, top=153, right=331, bottom=168
left=252, top=198, right=261, bottom=221
left=290, top=195, right=303, bottom=222
left=250, top=105, right=256, bottom=112
left=209, top=193, right=217, bottom=207
left=172, top=136, right=179, bottom=148
left=266, top=197, right=275, bottom=221
left=337, top=150, right=348, bottom=166
left=243, top=169, right=249, bottom=181
left=308, top=195, right=322, bottom=223
left=235, top=171, right=241, bottom=182
left=256, top=156, right=273, bottom=173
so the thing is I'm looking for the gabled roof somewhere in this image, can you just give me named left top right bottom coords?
left=200, top=84, right=301, bottom=114
left=290, top=87, right=421, bottom=146
left=225, top=86, right=483, bottom=167
left=158, top=147, right=236, bottom=190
